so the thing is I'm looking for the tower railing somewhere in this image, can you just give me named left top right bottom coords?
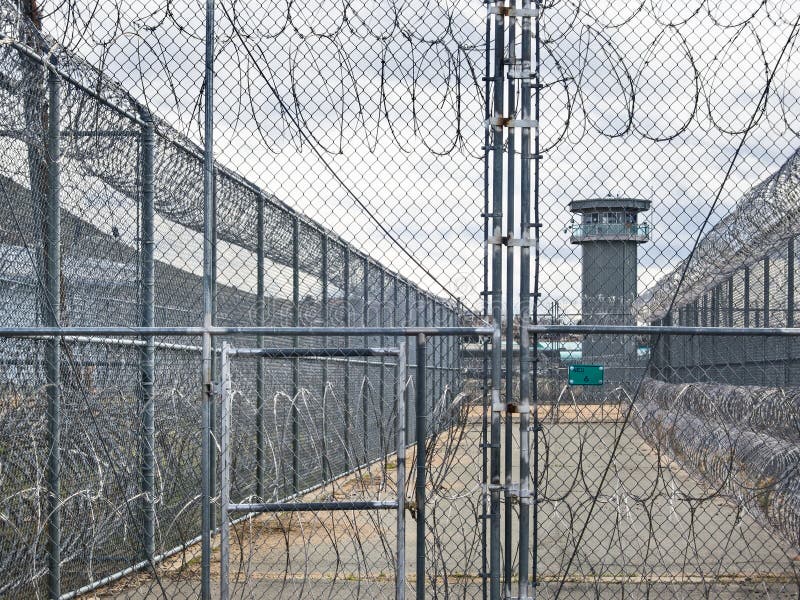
left=569, top=223, right=650, bottom=243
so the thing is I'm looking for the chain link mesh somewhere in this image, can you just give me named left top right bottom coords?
left=0, top=0, right=800, bottom=598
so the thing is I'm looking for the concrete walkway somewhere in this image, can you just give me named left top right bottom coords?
left=99, top=405, right=798, bottom=599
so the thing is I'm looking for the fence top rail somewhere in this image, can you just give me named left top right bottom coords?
left=0, top=326, right=495, bottom=338
left=228, top=346, right=401, bottom=358
left=528, top=324, right=800, bottom=337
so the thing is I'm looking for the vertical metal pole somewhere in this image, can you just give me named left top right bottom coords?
left=711, top=287, right=717, bottom=327
left=321, top=236, right=329, bottom=481
left=482, top=0, right=493, bottom=593
left=693, top=299, right=700, bottom=375
left=490, top=329, right=502, bottom=600
left=344, top=247, right=351, bottom=470
left=256, top=194, right=266, bottom=497
left=392, top=277, right=398, bottom=435
left=787, top=240, right=795, bottom=328
left=764, top=256, right=770, bottom=327
left=437, top=303, right=444, bottom=407
left=292, top=216, right=300, bottom=493
left=380, top=269, right=386, bottom=452
left=138, top=106, right=155, bottom=562
left=503, top=6, right=516, bottom=589
left=404, top=282, right=411, bottom=440
left=519, top=0, right=536, bottom=593
left=728, top=277, right=734, bottom=326
left=415, top=334, right=427, bottom=600
left=395, top=341, right=407, bottom=600
left=219, top=344, right=232, bottom=600
left=44, top=57, right=61, bottom=600
left=424, top=297, right=431, bottom=427
left=787, top=240, right=795, bottom=386
left=490, top=0, right=506, bottom=594
left=744, top=266, right=751, bottom=328
left=701, top=294, right=708, bottom=327
left=363, top=258, right=369, bottom=462
left=200, top=0, right=215, bottom=593
left=209, top=168, right=218, bottom=530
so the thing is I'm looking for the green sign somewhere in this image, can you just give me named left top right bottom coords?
left=568, top=364, right=604, bottom=386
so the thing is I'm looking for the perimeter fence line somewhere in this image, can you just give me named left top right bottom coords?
left=0, top=18, right=473, bottom=597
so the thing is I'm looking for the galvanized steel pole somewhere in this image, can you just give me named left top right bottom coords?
left=209, top=168, right=218, bottom=530
left=504, top=8, right=516, bottom=590
left=380, top=269, right=386, bottom=450
left=321, top=235, right=329, bottom=481
left=517, top=0, right=540, bottom=598
left=415, top=333, right=427, bottom=600
left=787, top=240, right=794, bottom=385
left=256, top=193, right=266, bottom=497
left=395, top=341, right=407, bottom=600
left=219, top=343, right=232, bottom=600
left=344, top=247, right=351, bottom=470
left=45, top=56, right=61, bottom=600
left=363, top=258, right=370, bottom=463
left=200, top=0, right=215, bottom=594
left=138, top=106, right=155, bottom=562
left=481, top=1, right=491, bottom=593
left=490, top=0, right=505, bottom=595
left=292, top=215, right=300, bottom=492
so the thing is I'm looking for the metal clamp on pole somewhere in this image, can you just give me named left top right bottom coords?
left=487, top=5, right=538, bottom=17
left=484, top=117, right=539, bottom=129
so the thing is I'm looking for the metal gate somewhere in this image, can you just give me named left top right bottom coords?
left=217, top=341, right=410, bottom=598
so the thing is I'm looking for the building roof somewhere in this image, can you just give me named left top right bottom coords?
left=569, top=197, right=651, bottom=213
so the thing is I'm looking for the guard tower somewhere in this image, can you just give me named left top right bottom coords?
left=569, top=196, right=651, bottom=384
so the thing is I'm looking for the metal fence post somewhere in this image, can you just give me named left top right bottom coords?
left=256, top=193, right=266, bottom=497
left=415, top=333, right=427, bottom=600
left=363, top=257, right=369, bottom=463
left=395, top=340, right=407, bottom=600
left=437, top=303, right=444, bottom=408
left=379, top=269, right=386, bottom=452
left=727, top=277, right=734, bottom=327
left=209, top=167, right=218, bottom=530
left=219, top=343, right=232, bottom=600
left=404, top=282, right=411, bottom=439
left=504, top=8, right=517, bottom=586
left=138, top=106, right=155, bottom=562
left=519, top=0, right=536, bottom=592
left=490, top=0, right=506, bottom=593
left=44, top=57, right=61, bottom=600
left=201, top=0, right=216, bottom=593
left=292, top=215, right=300, bottom=493
left=788, top=240, right=795, bottom=328
left=787, top=240, right=794, bottom=386
left=764, top=256, right=770, bottom=327
left=489, top=329, right=502, bottom=600
left=344, top=247, right=351, bottom=470
left=321, top=235, right=329, bottom=481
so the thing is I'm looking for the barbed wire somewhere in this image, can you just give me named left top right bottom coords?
left=6, top=0, right=797, bottom=157
left=634, top=379, right=800, bottom=549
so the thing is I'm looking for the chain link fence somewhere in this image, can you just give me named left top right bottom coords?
left=1, top=0, right=800, bottom=599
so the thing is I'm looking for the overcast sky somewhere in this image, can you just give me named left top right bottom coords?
left=34, top=0, right=800, bottom=320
